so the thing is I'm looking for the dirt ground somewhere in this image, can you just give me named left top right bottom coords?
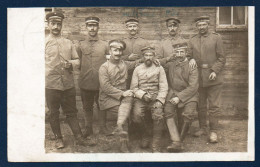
left=45, top=114, right=248, bottom=153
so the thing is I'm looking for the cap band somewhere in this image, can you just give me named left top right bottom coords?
left=126, top=21, right=139, bottom=26
left=86, top=20, right=99, bottom=24
left=109, top=42, right=124, bottom=49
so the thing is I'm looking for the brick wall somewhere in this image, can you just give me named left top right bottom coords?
left=47, top=7, right=248, bottom=115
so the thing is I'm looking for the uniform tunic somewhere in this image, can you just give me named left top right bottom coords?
left=165, top=60, right=199, bottom=108
left=45, top=34, right=80, bottom=90
left=122, top=36, right=149, bottom=60
left=99, top=59, right=138, bottom=110
left=77, top=36, right=109, bottom=90
left=131, top=63, right=168, bottom=104
left=188, top=32, right=226, bottom=87
left=158, top=35, right=188, bottom=59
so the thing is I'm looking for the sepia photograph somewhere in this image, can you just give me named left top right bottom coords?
left=7, top=6, right=254, bottom=161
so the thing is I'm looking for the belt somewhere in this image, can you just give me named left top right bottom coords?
left=200, top=64, right=209, bottom=69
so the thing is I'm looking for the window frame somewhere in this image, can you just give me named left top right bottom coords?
left=216, top=6, right=248, bottom=31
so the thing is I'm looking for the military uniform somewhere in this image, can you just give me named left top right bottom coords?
left=77, top=17, right=109, bottom=136
left=188, top=16, right=226, bottom=142
left=131, top=46, right=168, bottom=152
left=99, top=40, right=141, bottom=152
left=162, top=42, right=199, bottom=152
left=45, top=12, right=92, bottom=148
left=122, top=18, right=149, bottom=89
left=158, top=34, right=188, bottom=59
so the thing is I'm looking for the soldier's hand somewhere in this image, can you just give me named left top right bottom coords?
left=64, top=61, right=72, bottom=68
left=122, top=90, right=133, bottom=97
left=189, top=59, right=197, bottom=69
left=153, top=59, right=161, bottom=66
left=153, top=100, right=163, bottom=108
left=142, top=93, right=151, bottom=102
left=209, top=72, right=217, bottom=80
left=128, top=53, right=139, bottom=61
left=169, top=97, right=180, bottom=105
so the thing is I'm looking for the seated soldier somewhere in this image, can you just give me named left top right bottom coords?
left=163, top=42, right=199, bottom=152
left=99, top=39, right=148, bottom=153
left=131, top=46, right=168, bottom=153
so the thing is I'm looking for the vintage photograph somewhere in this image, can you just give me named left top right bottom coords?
left=44, top=6, right=250, bottom=154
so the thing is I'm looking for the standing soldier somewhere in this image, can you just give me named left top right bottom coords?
left=189, top=16, right=226, bottom=143
left=122, top=18, right=149, bottom=88
left=163, top=42, right=199, bottom=152
left=99, top=40, right=143, bottom=153
left=45, top=12, right=93, bottom=148
left=158, top=17, right=188, bottom=59
left=131, top=46, right=168, bottom=152
left=77, top=17, right=109, bottom=136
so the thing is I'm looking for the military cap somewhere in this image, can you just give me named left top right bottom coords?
left=166, top=17, right=181, bottom=26
left=109, top=39, right=126, bottom=50
left=141, top=46, right=155, bottom=54
left=172, top=42, right=188, bottom=50
left=194, top=16, right=210, bottom=23
left=46, top=12, right=64, bottom=22
left=125, top=18, right=139, bottom=25
left=85, top=16, right=100, bottom=24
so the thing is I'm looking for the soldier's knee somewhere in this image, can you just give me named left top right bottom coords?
left=164, top=102, right=176, bottom=119
left=152, top=107, right=164, bottom=121
left=122, top=96, right=133, bottom=103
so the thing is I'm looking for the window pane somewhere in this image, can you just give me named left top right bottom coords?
left=219, top=7, right=231, bottom=24
left=233, top=6, right=245, bottom=25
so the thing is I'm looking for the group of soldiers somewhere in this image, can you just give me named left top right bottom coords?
left=45, top=11, right=226, bottom=153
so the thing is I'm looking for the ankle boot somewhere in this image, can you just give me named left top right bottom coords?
left=98, top=109, right=110, bottom=135
left=84, top=110, right=93, bottom=137
left=66, top=116, right=83, bottom=140
left=152, top=119, right=164, bottom=153
left=119, top=137, right=130, bottom=153
left=180, top=122, right=191, bottom=141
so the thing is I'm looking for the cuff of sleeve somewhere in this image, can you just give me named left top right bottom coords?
left=134, top=89, right=146, bottom=99
left=210, top=67, right=219, bottom=74
left=156, top=97, right=165, bottom=104
left=175, top=93, right=184, bottom=103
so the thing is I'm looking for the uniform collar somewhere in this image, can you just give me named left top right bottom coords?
left=86, top=35, right=99, bottom=41
left=128, top=35, right=139, bottom=39
left=199, top=31, right=210, bottom=37
left=49, top=34, right=62, bottom=39
left=169, top=34, right=181, bottom=40
left=176, top=58, right=188, bottom=67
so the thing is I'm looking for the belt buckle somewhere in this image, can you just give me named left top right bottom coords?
left=201, top=64, right=209, bottom=68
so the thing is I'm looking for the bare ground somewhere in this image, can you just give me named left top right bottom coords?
left=45, top=116, right=248, bottom=153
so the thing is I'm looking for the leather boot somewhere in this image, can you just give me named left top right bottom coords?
left=194, top=110, right=208, bottom=137
left=177, top=111, right=184, bottom=133
left=49, top=116, right=64, bottom=149
left=180, top=122, right=191, bottom=141
left=119, top=137, right=130, bottom=153
left=67, top=116, right=96, bottom=146
left=166, top=118, right=183, bottom=152
left=83, top=110, right=93, bottom=137
left=98, top=109, right=110, bottom=135
left=67, top=116, right=83, bottom=139
left=209, top=115, right=219, bottom=143
left=152, top=119, right=164, bottom=153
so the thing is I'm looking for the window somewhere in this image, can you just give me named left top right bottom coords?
left=216, top=6, right=248, bottom=31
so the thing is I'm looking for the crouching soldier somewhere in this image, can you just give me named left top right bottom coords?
left=163, top=42, right=199, bottom=152
left=131, top=46, right=168, bottom=153
left=99, top=39, right=145, bottom=153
